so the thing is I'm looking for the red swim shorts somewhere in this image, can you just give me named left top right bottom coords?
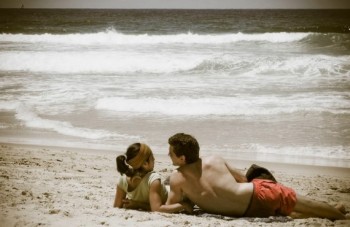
left=244, top=179, right=297, bottom=217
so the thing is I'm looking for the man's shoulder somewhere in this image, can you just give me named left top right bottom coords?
left=169, top=169, right=182, bottom=178
left=168, top=169, right=185, bottom=184
left=202, top=155, right=225, bottom=163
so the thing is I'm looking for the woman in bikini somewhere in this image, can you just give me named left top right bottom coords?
left=113, top=143, right=168, bottom=211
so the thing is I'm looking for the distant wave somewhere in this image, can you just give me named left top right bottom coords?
left=0, top=101, right=137, bottom=140
left=243, top=144, right=350, bottom=161
left=0, top=50, right=202, bottom=73
left=191, top=55, right=350, bottom=75
left=95, top=94, right=350, bottom=116
left=0, top=30, right=311, bottom=45
left=1, top=49, right=348, bottom=74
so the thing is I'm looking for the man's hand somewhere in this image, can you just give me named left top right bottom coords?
left=180, top=201, right=194, bottom=214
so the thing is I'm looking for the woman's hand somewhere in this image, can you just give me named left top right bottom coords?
left=122, top=198, right=150, bottom=210
left=122, top=198, right=136, bottom=209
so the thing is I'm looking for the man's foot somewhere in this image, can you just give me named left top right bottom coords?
left=289, top=212, right=310, bottom=219
left=335, top=203, right=347, bottom=215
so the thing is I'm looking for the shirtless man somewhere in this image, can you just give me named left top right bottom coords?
left=160, top=133, right=346, bottom=220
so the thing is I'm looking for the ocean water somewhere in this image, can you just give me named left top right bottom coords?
left=0, top=9, right=349, bottom=167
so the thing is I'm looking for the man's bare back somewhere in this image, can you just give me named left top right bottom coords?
left=169, top=155, right=253, bottom=216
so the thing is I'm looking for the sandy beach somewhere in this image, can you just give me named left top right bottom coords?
left=0, top=143, right=349, bottom=227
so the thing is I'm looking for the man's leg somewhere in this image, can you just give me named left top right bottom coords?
left=293, top=194, right=345, bottom=220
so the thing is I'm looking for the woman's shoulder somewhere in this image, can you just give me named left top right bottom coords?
left=117, top=174, right=128, bottom=190
left=146, top=171, right=161, bottom=179
left=145, top=171, right=163, bottom=184
left=117, top=174, right=127, bottom=183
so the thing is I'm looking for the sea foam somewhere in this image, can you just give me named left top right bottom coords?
left=0, top=50, right=348, bottom=74
left=95, top=94, right=350, bottom=116
left=0, top=31, right=310, bottom=45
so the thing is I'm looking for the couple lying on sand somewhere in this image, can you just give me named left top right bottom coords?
left=113, top=133, right=347, bottom=220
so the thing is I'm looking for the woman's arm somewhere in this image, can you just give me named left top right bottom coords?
left=122, top=199, right=150, bottom=210
left=114, top=185, right=151, bottom=210
left=149, top=179, right=165, bottom=211
left=114, top=186, right=126, bottom=208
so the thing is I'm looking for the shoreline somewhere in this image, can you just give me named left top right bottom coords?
left=1, top=141, right=350, bottom=175
left=1, top=142, right=349, bottom=226
left=1, top=139, right=349, bottom=168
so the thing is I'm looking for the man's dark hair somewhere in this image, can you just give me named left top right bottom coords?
left=168, top=133, right=200, bottom=164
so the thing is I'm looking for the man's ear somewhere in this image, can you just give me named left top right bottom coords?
left=179, top=155, right=186, bottom=164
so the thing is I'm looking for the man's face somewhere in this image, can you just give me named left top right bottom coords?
left=168, top=145, right=185, bottom=166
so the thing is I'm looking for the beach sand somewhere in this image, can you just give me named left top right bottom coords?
left=0, top=143, right=349, bottom=227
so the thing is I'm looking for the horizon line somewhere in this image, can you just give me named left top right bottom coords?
left=1, top=7, right=350, bottom=10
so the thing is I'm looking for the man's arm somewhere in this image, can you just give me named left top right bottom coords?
left=225, top=161, right=248, bottom=183
left=158, top=173, right=193, bottom=213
